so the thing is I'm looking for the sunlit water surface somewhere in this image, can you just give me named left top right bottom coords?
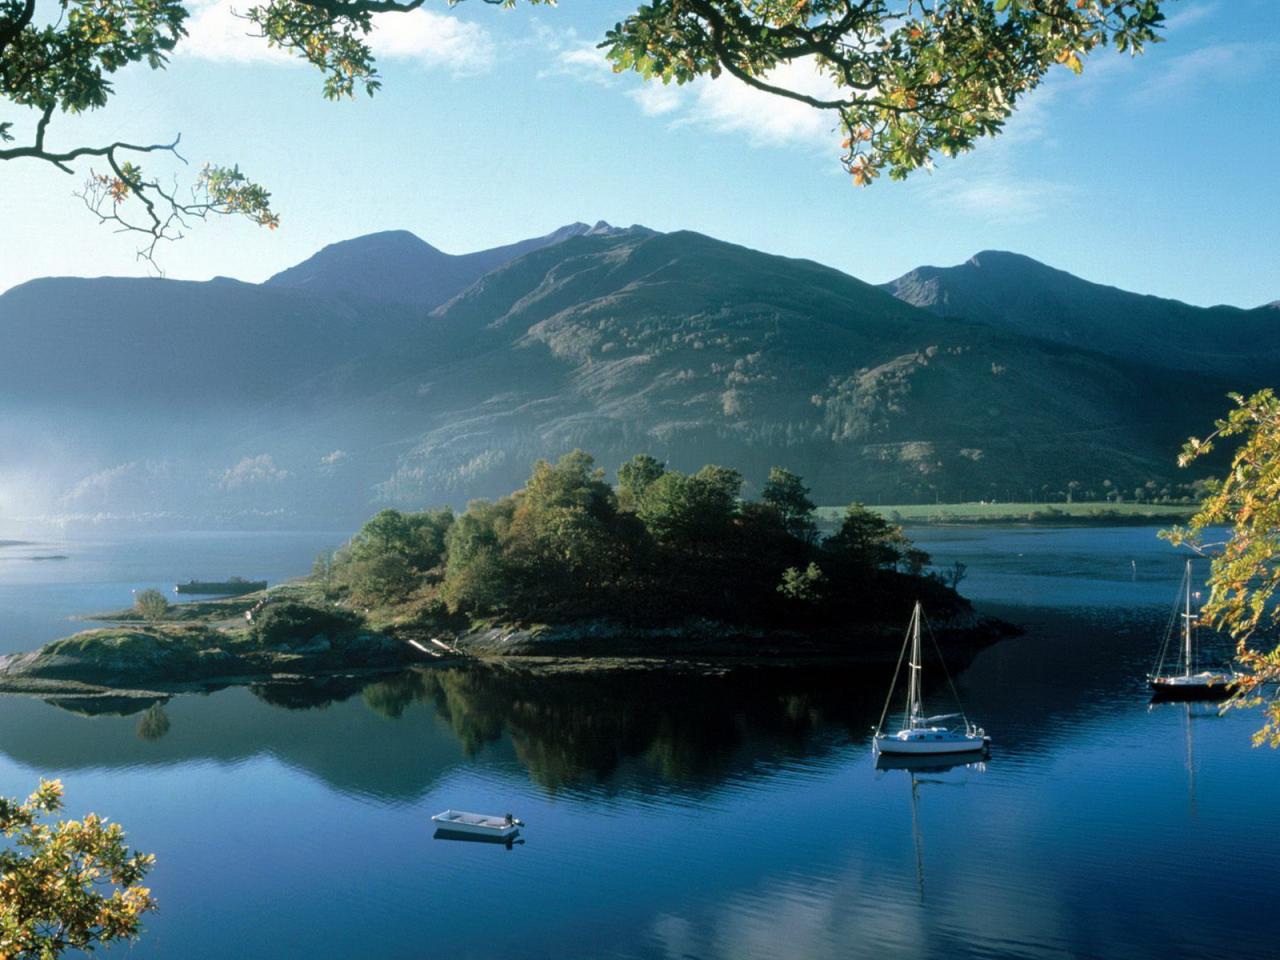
left=0, top=525, right=1274, bottom=960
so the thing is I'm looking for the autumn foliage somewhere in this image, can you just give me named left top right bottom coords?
left=0, top=780, right=155, bottom=958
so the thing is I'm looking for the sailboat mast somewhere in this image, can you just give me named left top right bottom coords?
left=909, top=601, right=923, bottom=727
left=1183, top=560, right=1193, bottom=678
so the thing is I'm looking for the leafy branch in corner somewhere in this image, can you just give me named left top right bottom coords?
left=77, top=147, right=280, bottom=266
left=0, top=0, right=277, bottom=270
left=1163, top=389, right=1280, bottom=747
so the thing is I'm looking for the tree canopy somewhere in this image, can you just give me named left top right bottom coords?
left=0, top=779, right=155, bottom=958
left=321, top=449, right=960, bottom=631
left=1, top=0, right=1166, bottom=263
left=1164, top=389, right=1280, bottom=746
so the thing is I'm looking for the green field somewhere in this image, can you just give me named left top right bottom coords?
left=816, top=501, right=1199, bottom=526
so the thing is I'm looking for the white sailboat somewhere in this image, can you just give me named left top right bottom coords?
left=873, top=602, right=990, bottom=756
left=1148, top=559, right=1235, bottom=701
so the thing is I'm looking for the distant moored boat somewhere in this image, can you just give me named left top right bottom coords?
left=174, top=577, right=267, bottom=596
left=431, top=810, right=523, bottom=841
left=1148, top=559, right=1236, bottom=701
left=873, top=601, right=990, bottom=757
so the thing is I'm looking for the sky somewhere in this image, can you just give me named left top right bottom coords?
left=1, top=0, right=1277, bottom=308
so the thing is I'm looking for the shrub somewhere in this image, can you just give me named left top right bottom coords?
left=134, top=588, right=169, bottom=622
left=251, top=601, right=360, bottom=648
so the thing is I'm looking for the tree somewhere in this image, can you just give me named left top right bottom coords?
left=502, top=451, right=639, bottom=614
left=440, top=497, right=516, bottom=614
left=823, top=503, right=907, bottom=572
left=761, top=466, right=817, bottom=543
left=900, top=546, right=931, bottom=577
left=778, top=562, right=825, bottom=603
left=133, top=588, right=168, bottom=623
left=1, top=1, right=1167, bottom=262
left=312, top=550, right=336, bottom=592
left=0, top=779, right=156, bottom=957
left=636, top=464, right=742, bottom=548
left=606, top=1, right=1165, bottom=184
left=616, top=453, right=667, bottom=508
left=335, top=506, right=456, bottom=602
left=1164, top=389, right=1280, bottom=746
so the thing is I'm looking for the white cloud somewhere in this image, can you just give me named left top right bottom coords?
left=542, top=34, right=840, bottom=153
left=1130, top=41, right=1279, bottom=103
left=679, top=60, right=840, bottom=150
left=319, top=449, right=349, bottom=475
left=63, top=462, right=140, bottom=504
left=216, top=454, right=289, bottom=490
left=628, top=82, right=685, bottom=117
left=62, top=461, right=174, bottom=506
left=181, top=0, right=295, bottom=65
left=1164, top=3, right=1218, bottom=34
left=930, top=175, right=1074, bottom=225
left=539, top=42, right=617, bottom=85
left=182, top=2, right=495, bottom=76
left=369, top=10, right=494, bottom=75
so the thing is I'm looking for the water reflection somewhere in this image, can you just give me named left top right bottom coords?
left=136, top=702, right=171, bottom=741
left=0, top=663, right=899, bottom=802
left=1147, top=700, right=1222, bottom=820
left=0, top=594, right=1275, bottom=958
left=0, top=605, right=1227, bottom=803
left=875, top=753, right=989, bottom=904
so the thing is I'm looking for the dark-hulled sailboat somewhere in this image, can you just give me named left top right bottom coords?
left=1149, top=559, right=1236, bottom=702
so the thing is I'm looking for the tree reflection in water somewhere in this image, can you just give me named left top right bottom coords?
left=357, top=664, right=890, bottom=793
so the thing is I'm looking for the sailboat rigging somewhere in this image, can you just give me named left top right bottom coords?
left=873, top=602, right=990, bottom=756
left=1148, top=559, right=1236, bottom=701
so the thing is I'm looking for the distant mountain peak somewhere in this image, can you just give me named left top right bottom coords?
left=965, top=249, right=1046, bottom=269
left=264, top=222, right=637, bottom=309
left=882, top=249, right=1275, bottom=379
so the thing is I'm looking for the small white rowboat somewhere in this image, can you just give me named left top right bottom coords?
left=431, top=809, right=523, bottom=839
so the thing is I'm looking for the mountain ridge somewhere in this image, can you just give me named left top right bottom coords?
left=882, top=250, right=1280, bottom=379
left=0, top=225, right=1266, bottom=530
left=264, top=220, right=639, bottom=309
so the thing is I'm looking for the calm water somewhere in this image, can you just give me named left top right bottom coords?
left=0, top=532, right=345, bottom=655
left=0, top=526, right=1275, bottom=959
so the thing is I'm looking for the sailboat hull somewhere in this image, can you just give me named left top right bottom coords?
left=874, top=730, right=990, bottom=756
left=1149, top=675, right=1235, bottom=702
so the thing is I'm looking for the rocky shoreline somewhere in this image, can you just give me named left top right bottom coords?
left=0, top=588, right=1016, bottom=699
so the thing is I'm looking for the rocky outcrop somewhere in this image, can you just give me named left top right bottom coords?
left=450, top=608, right=1002, bottom=659
left=0, top=622, right=411, bottom=693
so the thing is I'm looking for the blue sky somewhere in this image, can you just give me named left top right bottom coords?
left=2, top=0, right=1277, bottom=307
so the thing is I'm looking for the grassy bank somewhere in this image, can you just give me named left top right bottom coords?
left=816, top=501, right=1199, bottom=526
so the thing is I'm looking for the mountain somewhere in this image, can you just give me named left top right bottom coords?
left=0, top=227, right=1260, bottom=531
left=882, top=250, right=1280, bottom=380
left=264, top=220, right=632, bottom=308
left=0, top=276, right=422, bottom=408
left=340, top=230, right=1234, bottom=508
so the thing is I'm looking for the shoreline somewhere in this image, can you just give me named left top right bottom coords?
left=0, top=584, right=1018, bottom=699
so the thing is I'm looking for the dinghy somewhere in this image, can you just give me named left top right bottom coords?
left=431, top=810, right=523, bottom=840
left=1148, top=560, right=1236, bottom=702
left=873, top=602, right=989, bottom=757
